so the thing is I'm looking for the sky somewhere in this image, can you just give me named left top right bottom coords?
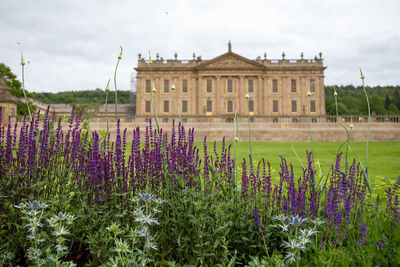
left=0, top=0, right=399, bottom=93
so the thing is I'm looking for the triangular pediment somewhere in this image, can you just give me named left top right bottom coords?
left=196, top=52, right=266, bottom=70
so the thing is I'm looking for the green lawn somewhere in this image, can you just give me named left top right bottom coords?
left=199, top=141, right=400, bottom=184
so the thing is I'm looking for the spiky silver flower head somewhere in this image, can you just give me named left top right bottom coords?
left=245, top=93, right=250, bottom=100
left=138, top=192, right=156, bottom=202
left=171, top=84, right=176, bottom=91
left=350, top=123, right=354, bottom=129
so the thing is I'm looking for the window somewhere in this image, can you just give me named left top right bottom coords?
left=273, top=80, right=278, bottom=93
left=206, top=100, right=212, bottom=112
left=292, top=100, right=297, bottom=112
left=227, top=100, right=233, bottom=113
left=182, top=80, right=188, bottom=93
left=273, top=118, right=279, bottom=123
left=164, top=80, right=169, bottom=93
left=248, top=100, right=254, bottom=112
left=227, top=80, right=233, bottom=93
left=146, top=80, right=151, bottom=93
left=182, top=100, right=188, bottom=113
left=226, top=118, right=234, bottom=123
left=145, top=101, right=151, bottom=113
left=207, top=80, right=212, bottom=93
left=291, top=79, right=296, bottom=93
left=162, top=118, right=168, bottom=123
left=310, top=79, right=315, bottom=92
left=163, top=100, right=169, bottom=113
left=248, top=80, right=253, bottom=93
left=273, top=100, right=278, bottom=112
left=310, top=100, right=316, bottom=112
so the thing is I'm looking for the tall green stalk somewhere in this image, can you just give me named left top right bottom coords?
left=105, top=79, right=111, bottom=135
left=360, top=69, right=370, bottom=176
left=171, top=83, right=187, bottom=138
left=233, top=112, right=239, bottom=189
left=20, top=54, right=32, bottom=121
left=113, top=46, right=123, bottom=120
left=245, top=93, right=253, bottom=159
left=149, top=52, right=160, bottom=132
left=307, top=91, right=315, bottom=174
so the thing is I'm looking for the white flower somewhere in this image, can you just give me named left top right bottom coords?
left=245, top=93, right=250, bottom=100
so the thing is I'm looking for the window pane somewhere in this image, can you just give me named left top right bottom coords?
left=182, top=100, right=188, bottom=113
left=273, top=80, right=278, bottom=92
left=207, top=80, right=212, bottom=93
left=291, top=80, right=296, bottom=92
left=310, top=79, right=315, bottom=92
left=227, top=80, right=233, bottom=93
left=248, top=100, right=254, bottom=112
left=206, top=100, right=212, bottom=112
left=164, top=80, right=169, bottom=93
left=310, top=100, right=316, bottom=112
left=145, top=101, right=150, bottom=113
left=292, top=100, right=297, bottom=112
left=146, top=80, right=151, bottom=93
left=227, top=101, right=233, bottom=112
left=248, top=80, right=253, bottom=93
left=273, top=100, right=278, bottom=112
left=164, top=100, right=169, bottom=112
left=182, top=80, right=188, bottom=93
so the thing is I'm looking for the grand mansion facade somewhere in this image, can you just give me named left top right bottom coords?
left=135, top=43, right=326, bottom=122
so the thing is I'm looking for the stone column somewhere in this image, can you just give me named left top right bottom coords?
left=216, top=76, right=221, bottom=115
left=319, top=76, right=325, bottom=115
left=258, top=76, right=262, bottom=115
left=196, top=76, right=205, bottom=115
left=239, top=76, right=244, bottom=115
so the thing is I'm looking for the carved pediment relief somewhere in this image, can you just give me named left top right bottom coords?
left=197, top=53, right=265, bottom=70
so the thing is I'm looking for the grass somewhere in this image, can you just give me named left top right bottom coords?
left=199, top=141, right=400, bottom=184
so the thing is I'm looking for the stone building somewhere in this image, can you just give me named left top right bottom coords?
left=135, top=42, right=326, bottom=122
left=0, top=75, right=19, bottom=124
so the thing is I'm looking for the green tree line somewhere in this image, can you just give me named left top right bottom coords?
left=325, top=85, right=400, bottom=115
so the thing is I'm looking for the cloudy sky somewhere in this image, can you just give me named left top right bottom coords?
left=1, top=0, right=399, bottom=92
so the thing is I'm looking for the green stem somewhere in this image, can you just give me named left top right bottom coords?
left=113, top=46, right=123, bottom=120
left=21, top=54, right=32, bottom=121
left=246, top=97, right=253, bottom=159
left=307, top=94, right=315, bottom=174
left=360, top=69, right=371, bottom=191
left=149, top=51, right=160, bottom=132
left=171, top=85, right=187, bottom=138
left=233, top=112, right=239, bottom=189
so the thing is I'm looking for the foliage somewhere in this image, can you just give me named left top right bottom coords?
left=325, top=85, right=400, bottom=115
left=31, top=89, right=132, bottom=105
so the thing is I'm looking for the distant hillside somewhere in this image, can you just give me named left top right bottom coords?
left=325, top=85, right=400, bottom=115
left=32, top=89, right=132, bottom=104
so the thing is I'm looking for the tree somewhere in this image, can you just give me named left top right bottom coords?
left=385, top=94, right=391, bottom=109
left=0, top=63, right=32, bottom=98
left=0, top=62, right=36, bottom=116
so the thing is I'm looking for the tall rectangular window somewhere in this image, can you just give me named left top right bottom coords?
left=248, top=80, right=253, bottom=93
left=146, top=80, right=151, bottom=93
left=292, top=100, right=297, bottom=112
left=207, top=80, right=212, bottom=93
left=273, top=100, right=278, bottom=112
left=164, top=80, right=169, bottom=93
left=227, top=100, right=233, bottom=113
left=291, top=80, right=296, bottom=93
left=227, top=80, right=233, bottom=93
left=182, top=100, right=188, bottom=113
left=164, top=100, right=169, bottom=113
left=248, top=100, right=254, bottom=112
left=145, top=101, right=151, bottom=113
left=273, top=80, right=278, bottom=93
left=310, top=100, right=316, bottom=112
left=206, top=100, right=212, bottom=112
left=310, top=79, right=315, bottom=92
left=182, top=80, right=188, bottom=93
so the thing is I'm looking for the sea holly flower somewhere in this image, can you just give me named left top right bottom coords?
left=138, top=192, right=156, bottom=202
left=287, top=215, right=308, bottom=228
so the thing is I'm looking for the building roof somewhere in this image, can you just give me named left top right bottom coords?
left=0, top=76, right=20, bottom=104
